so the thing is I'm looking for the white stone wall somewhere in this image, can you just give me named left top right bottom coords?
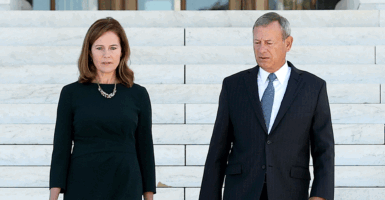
left=0, top=11, right=384, bottom=200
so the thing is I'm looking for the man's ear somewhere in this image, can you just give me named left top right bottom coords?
left=285, top=36, right=293, bottom=52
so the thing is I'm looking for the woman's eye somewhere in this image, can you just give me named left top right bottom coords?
left=96, top=47, right=102, bottom=50
left=111, top=47, right=116, bottom=50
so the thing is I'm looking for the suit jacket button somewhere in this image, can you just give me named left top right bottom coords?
left=262, top=165, right=266, bottom=169
left=267, top=140, right=272, bottom=145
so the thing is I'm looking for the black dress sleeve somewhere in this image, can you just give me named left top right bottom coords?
left=135, top=86, right=156, bottom=194
left=49, top=85, right=73, bottom=193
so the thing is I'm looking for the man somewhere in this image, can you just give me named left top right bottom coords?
left=199, top=12, right=334, bottom=200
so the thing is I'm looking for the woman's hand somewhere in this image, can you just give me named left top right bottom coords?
left=49, top=187, right=61, bottom=200
left=143, top=191, right=154, bottom=200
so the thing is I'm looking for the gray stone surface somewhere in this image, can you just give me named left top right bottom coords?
left=1, top=124, right=383, bottom=145
left=0, top=65, right=184, bottom=84
left=0, top=84, right=379, bottom=104
left=377, top=46, right=385, bottom=64
left=186, top=27, right=385, bottom=46
left=0, top=188, right=64, bottom=200
left=0, top=46, right=375, bottom=65
left=153, top=125, right=213, bottom=145
left=186, top=104, right=217, bottom=124
left=186, top=65, right=385, bottom=84
left=1, top=166, right=385, bottom=187
left=359, top=3, right=385, bottom=9
left=0, top=11, right=380, bottom=28
left=333, top=124, right=384, bottom=144
left=0, top=145, right=185, bottom=166
left=0, top=124, right=55, bottom=144
left=186, top=145, right=385, bottom=166
left=0, top=28, right=184, bottom=46
left=360, top=0, right=385, bottom=3
left=330, top=104, right=385, bottom=123
left=186, top=104, right=385, bottom=124
left=381, top=84, right=385, bottom=104
left=0, top=188, right=184, bottom=200
left=0, top=104, right=184, bottom=124
left=185, top=188, right=385, bottom=200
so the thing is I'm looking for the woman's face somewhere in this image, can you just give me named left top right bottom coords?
left=91, top=31, right=122, bottom=76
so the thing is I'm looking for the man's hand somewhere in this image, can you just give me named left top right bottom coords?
left=310, top=197, right=326, bottom=200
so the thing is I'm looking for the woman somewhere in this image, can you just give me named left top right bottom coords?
left=49, top=17, right=156, bottom=200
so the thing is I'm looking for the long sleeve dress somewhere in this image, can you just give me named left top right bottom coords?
left=49, top=81, right=156, bottom=200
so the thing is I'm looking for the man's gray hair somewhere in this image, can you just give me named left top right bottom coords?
left=253, top=12, right=291, bottom=40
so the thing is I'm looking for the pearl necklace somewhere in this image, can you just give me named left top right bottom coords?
left=97, top=82, right=117, bottom=98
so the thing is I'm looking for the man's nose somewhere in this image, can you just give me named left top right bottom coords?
left=258, top=44, right=268, bottom=53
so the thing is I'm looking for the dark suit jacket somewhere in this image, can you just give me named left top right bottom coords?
left=199, top=61, right=335, bottom=200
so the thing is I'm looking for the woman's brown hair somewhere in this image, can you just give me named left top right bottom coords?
left=78, top=17, right=134, bottom=87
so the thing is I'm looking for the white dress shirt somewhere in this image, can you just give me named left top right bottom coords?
left=257, top=61, right=291, bottom=133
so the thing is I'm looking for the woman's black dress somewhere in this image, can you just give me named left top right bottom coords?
left=49, top=82, right=156, bottom=200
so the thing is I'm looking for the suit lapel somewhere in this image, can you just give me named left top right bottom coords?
left=243, top=66, right=268, bottom=134
left=270, top=61, right=305, bottom=134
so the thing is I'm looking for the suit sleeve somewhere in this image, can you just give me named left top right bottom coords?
left=309, top=81, right=335, bottom=200
left=199, top=79, right=234, bottom=200
left=135, top=86, right=156, bottom=194
left=49, top=86, right=74, bottom=193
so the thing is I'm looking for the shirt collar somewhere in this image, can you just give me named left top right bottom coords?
left=258, top=61, right=289, bottom=84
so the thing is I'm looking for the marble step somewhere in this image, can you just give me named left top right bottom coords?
left=0, top=46, right=375, bottom=65
left=0, top=188, right=183, bottom=200
left=2, top=104, right=385, bottom=124
left=186, top=104, right=385, bottom=124
left=3, top=27, right=385, bottom=47
left=0, top=11, right=381, bottom=28
left=0, top=28, right=184, bottom=46
left=359, top=3, right=385, bottom=10
left=186, top=27, right=385, bottom=46
left=1, top=144, right=384, bottom=166
left=0, top=104, right=184, bottom=124
left=0, top=188, right=384, bottom=200
left=187, top=188, right=385, bottom=200
left=2, top=64, right=385, bottom=85
left=0, top=145, right=185, bottom=166
left=0, top=65, right=185, bottom=84
left=1, top=124, right=383, bottom=145
left=0, top=84, right=381, bottom=104
left=185, top=145, right=385, bottom=166
left=186, top=188, right=385, bottom=200
left=376, top=46, right=385, bottom=64
left=0, top=166, right=384, bottom=187
left=382, top=84, right=385, bottom=103
left=185, top=64, right=385, bottom=84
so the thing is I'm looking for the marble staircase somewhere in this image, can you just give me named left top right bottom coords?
left=0, top=11, right=385, bottom=200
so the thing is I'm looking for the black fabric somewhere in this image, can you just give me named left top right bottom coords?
left=49, top=82, right=156, bottom=200
left=199, top=61, right=335, bottom=200
left=260, top=183, right=268, bottom=200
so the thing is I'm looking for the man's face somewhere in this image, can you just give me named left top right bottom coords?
left=253, top=21, right=293, bottom=73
